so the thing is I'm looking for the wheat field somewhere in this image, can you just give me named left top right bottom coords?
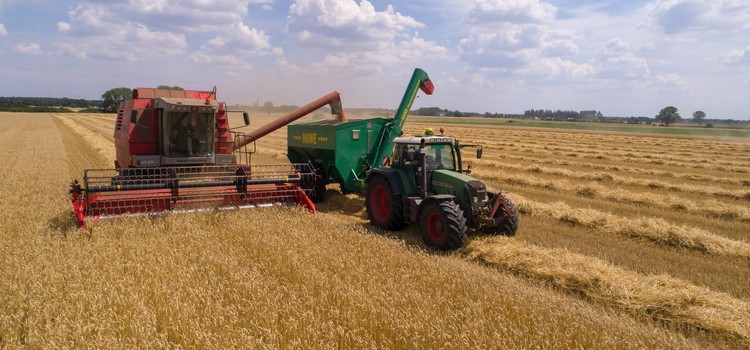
left=0, top=111, right=748, bottom=349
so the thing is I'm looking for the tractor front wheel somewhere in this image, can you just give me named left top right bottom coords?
left=365, top=175, right=406, bottom=230
left=419, top=200, right=467, bottom=250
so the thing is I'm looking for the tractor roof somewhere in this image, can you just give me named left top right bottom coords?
left=394, top=136, right=455, bottom=145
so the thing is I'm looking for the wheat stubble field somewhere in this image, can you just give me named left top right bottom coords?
left=0, top=111, right=748, bottom=349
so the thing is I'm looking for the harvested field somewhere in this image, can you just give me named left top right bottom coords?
left=0, top=111, right=748, bottom=348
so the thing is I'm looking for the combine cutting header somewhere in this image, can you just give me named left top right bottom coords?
left=70, top=87, right=344, bottom=228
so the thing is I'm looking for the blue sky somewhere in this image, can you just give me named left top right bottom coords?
left=0, top=0, right=748, bottom=119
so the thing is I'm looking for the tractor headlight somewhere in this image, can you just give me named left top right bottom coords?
left=466, top=180, right=487, bottom=205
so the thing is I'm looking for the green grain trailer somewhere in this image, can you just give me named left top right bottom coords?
left=288, top=68, right=434, bottom=200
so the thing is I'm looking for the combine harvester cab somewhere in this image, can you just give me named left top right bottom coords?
left=70, top=88, right=345, bottom=228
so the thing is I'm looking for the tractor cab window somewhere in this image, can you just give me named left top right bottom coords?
left=396, top=143, right=456, bottom=171
left=401, top=144, right=421, bottom=168
left=425, top=144, right=455, bottom=171
left=162, top=111, right=215, bottom=157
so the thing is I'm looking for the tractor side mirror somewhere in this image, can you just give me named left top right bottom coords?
left=243, top=112, right=250, bottom=126
left=477, top=147, right=483, bottom=159
left=466, top=164, right=472, bottom=174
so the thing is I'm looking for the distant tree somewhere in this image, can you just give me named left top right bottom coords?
left=157, top=85, right=184, bottom=90
left=101, top=87, right=133, bottom=113
left=263, top=101, right=274, bottom=115
left=655, top=106, right=681, bottom=126
left=692, top=110, right=706, bottom=125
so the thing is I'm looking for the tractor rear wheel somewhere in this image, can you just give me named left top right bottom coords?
left=420, top=200, right=467, bottom=250
left=485, top=193, right=519, bottom=236
left=365, top=175, right=406, bottom=230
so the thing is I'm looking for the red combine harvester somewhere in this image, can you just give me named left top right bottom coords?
left=70, top=87, right=344, bottom=228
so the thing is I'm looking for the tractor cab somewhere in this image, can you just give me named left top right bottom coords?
left=392, top=136, right=457, bottom=172
left=392, top=127, right=482, bottom=175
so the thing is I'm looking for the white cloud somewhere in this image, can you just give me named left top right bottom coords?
left=56, top=4, right=187, bottom=61
left=201, top=23, right=271, bottom=54
left=250, top=0, right=273, bottom=10
left=643, top=0, right=750, bottom=34
left=287, top=0, right=423, bottom=50
left=272, top=47, right=299, bottom=72
left=457, top=0, right=583, bottom=83
left=14, top=42, right=42, bottom=55
left=718, top=48, right=749, bottom=65
left=188, top=22, right=271, bottom=69
left=0, top=23, right=7, bottom=36
left=124, top=0, right=251, bottom=32
left=280, top=0, right=448, bottom=75
left=54, top=1, right=276, bottom=65
left=305, top=34, right=451, bottom=73
left=394, top=35, right=450, bottom=61
left=458, top=29, right=537, bottom=69
left=519, top=57, right=594, bottom=80
left=190, top=51, right=253, bottom=74
left=466, top=0, right=556, bottom=24
left=57, top=21, right=70, bottom=32
left=652, top=73, right=689, bottom=90
left=602, top=38, right=630, bottom=55
left=458, top=0, right=577, bottom=74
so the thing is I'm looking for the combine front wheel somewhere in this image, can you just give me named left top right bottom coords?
left=309, top=162, right=327, bottom=203
left=365, top=175, right=406, bottom=230
left=419, top=200, right=467, bottom=250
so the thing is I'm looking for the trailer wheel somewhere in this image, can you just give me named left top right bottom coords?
left=365, top=175, right=406, bottom=230
left=420, top=200, right=467, bottom=250
left=485, top=193, right=519, bottom=236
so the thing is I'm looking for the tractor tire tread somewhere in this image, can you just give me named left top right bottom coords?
left=420, top=200, right=467, bottom=250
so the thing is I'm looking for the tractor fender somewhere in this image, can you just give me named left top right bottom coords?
left=367, top=168, right=406, bottom=196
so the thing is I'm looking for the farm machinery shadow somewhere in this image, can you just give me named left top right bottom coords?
left=47, top=210, right=82, bottom=238
left=315, top=189, right=501, bottom=254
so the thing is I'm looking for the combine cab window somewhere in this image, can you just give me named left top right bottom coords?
left=162, top=111, right=215, bottom=157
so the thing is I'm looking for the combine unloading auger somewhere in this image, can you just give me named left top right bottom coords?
left=70, top=88, right=344, bottom=228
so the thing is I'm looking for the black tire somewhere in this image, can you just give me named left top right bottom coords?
left=485, top=193, right=519, bottom=236
left=309, top=162, right=327, bottom=203
left=420, top=200, right=467, bottom=250
left=365, top=175, right=406, bottom=230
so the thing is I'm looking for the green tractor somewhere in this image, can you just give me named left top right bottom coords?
left=287, top=68, right=518, bottom=250
left=365, top=130, right=518, bottom=250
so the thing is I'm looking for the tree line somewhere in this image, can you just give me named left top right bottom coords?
left=523, top=109, right=602, bottom=120
left=0, top=97, right=101, bottom=108
left=1, top=89, right=743, bottom=126
left=412, top=107, right=521, bottom=118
